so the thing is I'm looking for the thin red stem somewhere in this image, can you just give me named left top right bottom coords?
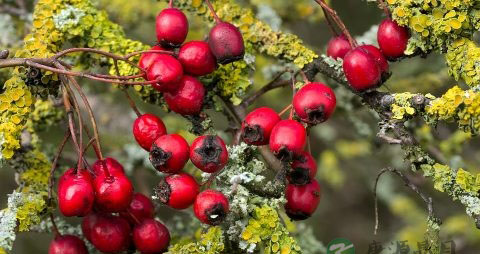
left=377, top=0, right=391, bottom=17
left=169, top=0, right=173, bottom=8
left=205, top=0, right=221, bottom=23
left=123, top=89, right=142, bottom=117
left=279, top=104, right=292, bottom=117
left=50, top=214, right=61, bottom=237
left=314, top=0, right=357, bottom=48
left=48, top=130, right=70, bottom=202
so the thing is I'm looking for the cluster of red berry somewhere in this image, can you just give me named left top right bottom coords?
left=327, top=18, right=410, bottom=92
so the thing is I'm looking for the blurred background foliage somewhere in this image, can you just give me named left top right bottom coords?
left=1, top=0, right=480, bottom=253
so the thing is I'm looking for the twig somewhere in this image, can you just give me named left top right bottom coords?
left=241, top=71, right=290, bottom=107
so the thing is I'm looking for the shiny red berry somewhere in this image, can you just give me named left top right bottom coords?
left=178, top=41, right=217, bottom=76
left=293, top=83, right=336, bottom=125
left=241, top=107, right=281, bottom=146
left=120, top=193, right=155, bottom=224
left=133, top=113, right=167, bottom=151
left=326, top=35, right=352, bottom=60
left=164, top=75, right=205, bottom=115
left=156, top=8, right=188, bottom=47
left=93, top=173, right=134, bottom=212
left=58, top=168, right=94, bottom=217
left=194, top=190, right=229, bottom=225
left=156, top=173, right=199, bottom=209
left=269, top=120, right=307, bottom=161
left=285, top=179, right=321, bottom=220
left=358, top=45, right=389, bottom=73
left=81, top=212, right=102, bottom=243
left=149, top=134, right=190, bottom=174
left=208, top=22, right=245, bottom=64
left=49, top=235, right=88, bottom=254
left=287, top=152, right=318, bottom=185
left=146, top=54, right=183, bottom=92
left=133, top=218, right=170, bottom=253
left=343, top=47, right=381, bottom=92
left=378, top=19, right=409, bottom=60
left=90, top=214, right=131, bottom=253
left=190, top=135, right=228, bottom=173
left=92, top=157, right=125, bottom=177
left=138, top=45, right=165, bottom=72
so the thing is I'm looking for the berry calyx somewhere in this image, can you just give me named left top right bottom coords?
left=208, top=22, right=245, bottom=64
left=93, top=173, right=134, bottom=212
left=194, top=189, right=229, bottom=225
left=287, top=152, right=318, bottom=185
left=241, top=107, right=281, bottom=146
left=285, top=179, right=321, bottom=220
left=343, top=47, right=381, bottom=92
left=156, top=8, right=189, bottom=47
left=357, top=44, right=389, bottom=74
left=133, top=113, right=167, bottom=151
left=164, top=75, right=205, bottom=115
left=293, top=83, right=336, bottom=125
left=58, top=168, right=94, bottom=217
left=190, top=135, right=229, bottom=173
left=90, top=214, right=131, bottom=253
left=120, top=193, right=155, bottom=224
left=146, top=54, right=183, bottom=92
left=178, top=41, right=217, bottom=76
left=133, top=218, right=170, bottom=253
left=49, top=235, right=88, bottom=254
left=326, top=35, right=352, bottom=60
left=269, top=120, right=307, bottom=161
left=377, top=19, right=410, bottom=60
left=149, top=134, right=190, bottom=174
left=156, top=173, right=199, bottom=209
left=138, top=45, right=165, bottom=73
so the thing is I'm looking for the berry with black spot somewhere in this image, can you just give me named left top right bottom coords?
left=343, top=47, right=381, bottom=92
left=326, top=35, right=352, bottom=60
left=133, top=113, right=167, bottom=151
left=377, top=19, right=410, bottom=60
left=241, top=107, right=281, bottom=146
left=58, top=168, right=94, bottom=217
left=146, top=54, right=183, bottom=92
left=208, top=22, right=245, bottom=64
left=190, top=135, right=228, bottom=173
left=49, top=235, right=88, bottom=254
left=90, top=213, right=131, bottom=253
left=164, top=75, right=205, bottom=115
left=156, top=8, right=188, bottom=48
left=269, top=120, right=307, bottom=161
left=285, top=179, right=321, bottom=220
left=120, top=193, right=155, bottom=224
left=287, top=152, right=318, bottom=185
left=133, top=218, right=170, bottom=253
left=293, top=82, right=336, bottom=125
left=178, top=41, right=217, bottom=76
left=194, top=189, right=229, bottom=225
left=149, top=134, right=190, bottom=174
left=156, top=173, right=199, bottom=209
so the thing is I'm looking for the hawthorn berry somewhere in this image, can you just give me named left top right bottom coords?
left=164, top=75, right=205, bottom=115
left=178, top=41, right=217, bottom=76
left=156, top=173, right=199, bottom=209
left=149, top=134, right=190, bottom=174
left=194, top=190, right=229, bottom=225
left=285, top=179, right=321, bottom=220
left=326, top=35, right=352, bottom=60
left=241, top=107, right=281, bottom=146
left=343, top=47, right=381, bottom=92
left=120, top=193, right=155, bottom=224
left=90, top=214, right=131, bottom=253
left=358, top=45, right=389, bottom=74
left=378, top=19, right=409, bottom=60
left=156, top=8, right=188, bottom=47
left=190, top=135, right=229, bottom=173
left=133, top=113, right=167, bottom=151
left=138, top=45, right=165, bottom=73
left=293, top=82, right=336, bottom=125
left=93, top=173, right=134, bottom=212
left=208, top=22, right=245, bottom=64
left=49, top=235, right=88, bottom=254
left=287, top=152, right=318, bottom=185
left=58, top=168, right=94, bottom=217
left=92, top=157, right=125, bottom=177
left=133, top=218, right=170, bottom=253
left=81, top=212, right=102, bottom=243
left=269, top=120, right=307, bottom=161
left=146, top=54, right=183, bottom=92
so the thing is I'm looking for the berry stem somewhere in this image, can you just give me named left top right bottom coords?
left=377, top=0, right=391, bottom=17
left=49, top=214, right=61, bottom=237
left=61, top=85, right=81, bottom=159
left=127, top=211, right=141, bottom=225
left=113, top=60, right=142, bottom=117
left=279, top=104, right=292, bottom=117
left=299, top=70, right=309, bottom=84
left=314, top=0, right=357, bottom=48
left=64, top=83, right=85, bottom=171
left=319, top=1, right=338, bottom=36
left=47, top=130, right=71, bottom=203
left=204, top=0, right=221, bottom=23
left=169, top=0, right=173, bottom=8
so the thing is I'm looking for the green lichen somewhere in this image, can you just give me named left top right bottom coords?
left=167, top=227, right=225, bottom=254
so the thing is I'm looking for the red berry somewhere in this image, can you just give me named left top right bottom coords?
left=208, top=22, right=245, bottom=64
left=92, top=157, right=125, bottom=177
left=156, top=8, right=188, bottom=47
left=358, top=45, right=389, bottom=73
left=269, top=120, right=307, bottom=161
left=138, top=45, right=165, bottom=72
left=149, top=134, right=190, bottom=174
left=146, top=54, right=183, bottom=92
left=133, top=113, right=167, bottom=151
left=49, top=235, right=88, bottom=254
left=241, top=107, right=281, bottom=146
left=378, top=19, right=409, bottom=60
left=58, top=168, right=94, bottom=217
left=164, top=75, right=205, bottom=115
left=81, top=212, right=102, bottom=243
left=194, top=190, right=229, bottom=225
left=156, top=173, right=199, bottom=209
left=343, top=47, right=381, bottom=92
left=326, top=35, right=352, bottom=60
left=93, top=173, right=134, bottom=212
left=285, top=179, right=321, bottom=220
left=133, top=218, right=170, bottom=253
left=293, top=83, right=336, bottom=125
left=287, top=152, right=318, bottom=185
left=178, top=41, right=217, bottom=76
left=90, top=214, right=131, bottom=253
left=190, top=135, right=228, bottom=173
left=120, top=193, right=155, bottom=224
